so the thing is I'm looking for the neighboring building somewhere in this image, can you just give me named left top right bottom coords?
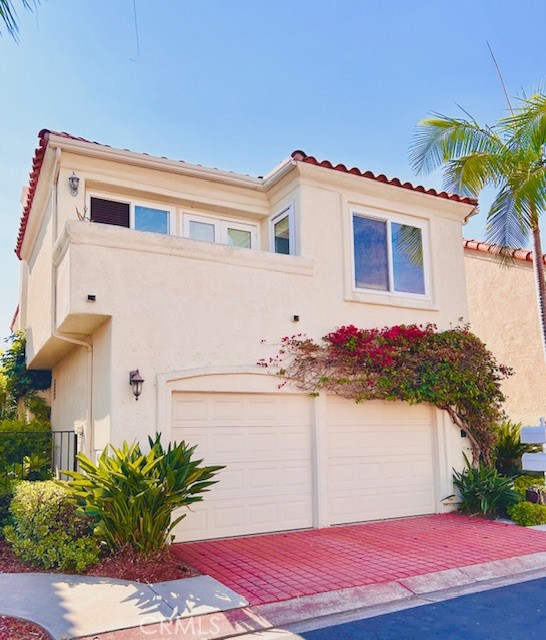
left=464, top=240, right=546, bottom=426
left=14, top=130, right=477, bottom=541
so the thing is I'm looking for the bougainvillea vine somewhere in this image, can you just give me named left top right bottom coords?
left=258, top=324, right=512, bottom=466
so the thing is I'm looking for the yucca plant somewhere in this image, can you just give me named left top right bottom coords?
left=452, top=454, right=521, bottom=516
left=491, top=420, right=539, bottom=476
left=64, top=433, right=223, bottom=557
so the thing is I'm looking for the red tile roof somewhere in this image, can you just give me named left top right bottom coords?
left=463, top=238, right=546, bottom=265
left=16, top=129, right=51, bottom=258
left=290, top=150, right=478, bottom=206
left=14, top=130, right=478, bottom=259
left=9, top=304, right=19, bottom=333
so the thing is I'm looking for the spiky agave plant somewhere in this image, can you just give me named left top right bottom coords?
left=64, top=433, right=224, bottom=557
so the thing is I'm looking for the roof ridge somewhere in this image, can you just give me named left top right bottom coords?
left=463, top=238, right=545, bottom=264
left=14, top=131, right=478, bottom=259
left=290, top=150, right=478, bottom=206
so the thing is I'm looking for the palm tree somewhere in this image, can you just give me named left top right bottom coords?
left=0, top=0, right=37, bottom=39
left=409, top=92, right=546, bottom=362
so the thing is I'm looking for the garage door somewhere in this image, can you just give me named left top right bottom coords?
left=327, top=397, right=436, bottom=524
left=171, top=392, right=313, bottom=541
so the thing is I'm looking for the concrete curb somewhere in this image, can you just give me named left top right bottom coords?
left=83, top=551, right=546, bottom=639
left=251, top=551, right=546, bottom=629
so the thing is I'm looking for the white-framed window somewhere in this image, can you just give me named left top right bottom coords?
left=133, top=204, right=170, bottom=234
left=182, top=213, right=257, bottom=249
left=351, top=210, right=429, bottom=297
left=270, top=203, right=295, bottom=255
left=88, top=194, right=172, bottom=235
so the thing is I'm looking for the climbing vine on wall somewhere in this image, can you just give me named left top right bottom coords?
left=258, top=324, right=511, bottom=466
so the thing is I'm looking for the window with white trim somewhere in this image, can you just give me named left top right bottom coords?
left=270, top=204, right=295, bottom=255
left=183, top=213, right=257, bottom=249
left=89, top=196, right=171, bottom=235
left=352, top=211, right=427, bottom=296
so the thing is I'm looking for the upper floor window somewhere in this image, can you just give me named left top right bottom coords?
left=352, top=212, right=427, bottom=296
left=90, top=197, right=170, bottom=235
left=270, top=204, right=295, bottom=255
left=184, top=213, right=256, bottom=249
left=88, top=196, right=259, bottom=250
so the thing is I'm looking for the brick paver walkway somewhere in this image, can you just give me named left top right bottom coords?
left=172, top=514, right=546, bottom=605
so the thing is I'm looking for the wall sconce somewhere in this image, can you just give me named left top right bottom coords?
left=68, top=172, right=80, bottom=196
left=129, top=370, right=144, bottom=401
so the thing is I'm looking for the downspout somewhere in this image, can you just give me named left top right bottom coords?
left=50, top=148, right=94, bottom=458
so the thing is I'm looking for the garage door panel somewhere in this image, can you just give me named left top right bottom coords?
left=175, top=494, right=312, bottom=540
left=172, top=427, right=310, bottom=463
left=172, top=392, right=313, bottom=541
left=327, top=397, right=431, bottom=424
left=205, top=462, right=311, bottom=498
left=327, top=398, right=436, bottom=525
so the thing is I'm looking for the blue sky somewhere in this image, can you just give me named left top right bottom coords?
left=1, top=0, right=545, bottom=335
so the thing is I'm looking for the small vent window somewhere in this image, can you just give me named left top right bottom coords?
left=90, top=197, right=130, bottom=227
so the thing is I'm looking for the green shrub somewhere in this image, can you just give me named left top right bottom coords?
left=491, top=420, right=539, bottom=476
left=0, top=419, right=52, bottom=478
left=4, top=480, right=100, bottom=571
left=65, top=433, right=224, bottom=558
left=0, top=484, right=14, bottom=536
left=452, top=455, right=521, bottom=516
left=514, top=474, right=546, bottom=496
left=508, top=501, right=546, bottom=526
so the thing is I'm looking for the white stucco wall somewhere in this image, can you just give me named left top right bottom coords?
left=21, top=144, right=473, bottom=470
left=465, top=249, right=546, bottom=424
left=25, top=194, right=53, bottom=362
left=50, top=342, right=87, bottom=432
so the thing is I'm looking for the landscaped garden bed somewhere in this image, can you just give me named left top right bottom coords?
left=0, top=614, right=51, bottom=640
left=0, top=539, right=198, bottom=581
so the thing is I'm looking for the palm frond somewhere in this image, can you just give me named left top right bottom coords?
left=485, top=186, right=531, bottom=254
left=512, top=165, right=546, bottom=227
left=392, top=224, right=423, bottom=267
left=443, top=152, right=508, bottom=196
left=0, top=0, right=37, bottom=39
left=503, top=90, right=546, bottom=154
left=409, top=114, right=505, bottom=176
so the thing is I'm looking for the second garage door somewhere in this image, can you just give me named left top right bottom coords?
left=171, top=392, right=313, bottom=541
left=327, top=397, right=436, bottom=524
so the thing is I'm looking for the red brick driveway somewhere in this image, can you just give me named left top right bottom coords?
left=172, top=514, right=546, bottom=605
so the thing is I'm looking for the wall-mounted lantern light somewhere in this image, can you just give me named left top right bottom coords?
left=68, top=172, right=80, bottom=196
left=129, top=369, right=144, bottom=401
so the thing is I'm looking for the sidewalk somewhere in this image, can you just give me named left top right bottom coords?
left=4, top=514, right=546, bottom=639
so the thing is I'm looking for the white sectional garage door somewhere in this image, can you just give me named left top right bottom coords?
left=171, top=392, right=313, bottom=541
left=327, top=397, right=436, bottom=524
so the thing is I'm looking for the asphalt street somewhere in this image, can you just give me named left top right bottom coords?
left=299, top=577, right=546, bottom=639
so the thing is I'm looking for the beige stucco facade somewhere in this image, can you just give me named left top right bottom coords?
left=464, top=248, right=546, bottom=425
left=15, top=131, right=479, bottom=538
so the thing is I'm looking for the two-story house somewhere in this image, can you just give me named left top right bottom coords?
left=14, top=129, right=477, bottom=542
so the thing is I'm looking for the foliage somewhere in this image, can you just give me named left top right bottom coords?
left=4, top=481, right=100, bottom=571
left=526, top=484, right=546, bottom=505
left=452, top=455, right=521, bottom=516
left=0, top=332, right=51, bottom=421
left=0, top=484, right=14, bottom=537
left=410, top=89, right=546, bottom=362
left=514, top=474, right=546, bottom=496
left=16, top=452, right=52, bottom=481
left=0, top=419, right=51, bottom=481
left=508, top=501, right=546, bottom=526
left=491, top=420, right=539, bottom=476
left=261, top=324, right=511, bottom=465
left=64, top=433, right=224, bottom=558
left=0, top=0, right=38, bottom=40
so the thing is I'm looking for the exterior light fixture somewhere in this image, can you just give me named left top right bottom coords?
left=68, top=172, right=80, bottom=196
left=129, top=370, right=144, bottom=401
